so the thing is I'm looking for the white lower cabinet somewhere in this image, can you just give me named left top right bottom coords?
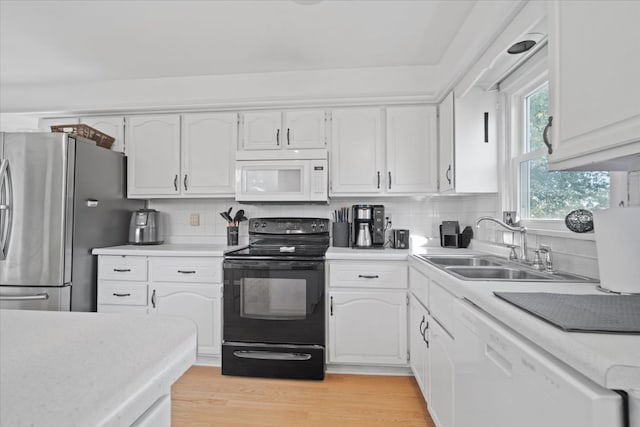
left=429, top=317, right=455, bottom=427
left=328, top=290, right=408, bottom=365
left=150, top=283, right=221, bottom=357
left=97, top=254, right=222, bottom=361
left=409, top=294, right=430, bottom=401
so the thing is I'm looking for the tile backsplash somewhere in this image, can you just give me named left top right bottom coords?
left=149, top=193, right=603, bottom=279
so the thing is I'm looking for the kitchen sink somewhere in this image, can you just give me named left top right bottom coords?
left=416, top=255, right=503, bottom=267
left=447, top=266, right=550, bottom=281
left=417, top=254, right=598, bottom=283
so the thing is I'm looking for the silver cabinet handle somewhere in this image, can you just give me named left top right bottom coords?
left=276, top=129, right=280, bottom=146
left=177, top=270, right=196, bottom=274
left=445, top=165, right=452, bottom=184
left=0, top=292, right=49, bottom=301
left=183, top=174, right=188, bottom=191
left=484, top=112, right=489, bottom=143
left=377, top=171, right=381, bottom=189
left=113, top=268, right=131, bottom=272
left=173, top=174, right=178, bottom=191
left=287, top=128, right=290, bottom=145
left=543, top=116, right=553, bottom=154
left=419, top=315, right=425, bottom=333
left=358, top=274, right=379, bottom=279
left=388, top=171, right=392, bottom=189
left=233, top=350, right=312, bottom=361
left=112, top=293, right=131, bottom=297
left=151, top=289, right=157, bottom=308
left=330, top=296, right=333, bottom=316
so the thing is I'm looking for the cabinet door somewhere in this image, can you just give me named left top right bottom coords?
left=438, top=92, right=455, bottom=192
left=386, top=106, right=438, bottom=193
left=151, top=283, right=222, bottom=357
left=81, top=116, right=125, bottom=153
left=429, top=317, right=455, bottom=427
left=330, top=108, right=384, bottom=194
left=242, top=111, right=282, bottom=150
left=126, top=115, right=181, bottom=197
left=182, top=113, right=237, bottom=196
left=410, top=295, right=428, bottom=401
left=283, top=110, right=326, bottom=149
left=548, top=1, right=640, bottom=171
left=328, top=290, right=407, bottom=365
left=453, top=88, right=498, bottom=193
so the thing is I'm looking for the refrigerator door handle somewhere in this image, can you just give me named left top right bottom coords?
left=0, top=159, right=12, bottom=261
left=0, top=292, right=49, bottom=301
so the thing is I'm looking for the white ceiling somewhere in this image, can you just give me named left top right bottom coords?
left=0, top=0, right=477, bottom=86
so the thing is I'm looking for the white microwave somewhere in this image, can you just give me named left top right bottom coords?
left=235, top=150, right=328, bottom=202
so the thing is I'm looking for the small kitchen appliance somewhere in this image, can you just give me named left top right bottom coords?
left=129, top=209, right=163, bottom=245
left=392, top=229, right=410, bottom=249
left=351, top=204, right=385, bottom=248
left=440, top=221, right=460, bottom=248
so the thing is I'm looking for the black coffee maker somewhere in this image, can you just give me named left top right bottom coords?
left=352, top=204, right=385, bottom=248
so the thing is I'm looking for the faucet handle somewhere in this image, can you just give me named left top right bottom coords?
left=506, top=244, right=519, bottom=261
left=532, top=250, right=544, bottom=270
left=538, top=245, right=553, bottom=272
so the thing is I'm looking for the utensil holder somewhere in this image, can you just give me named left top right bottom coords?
left=332, top=222, right=350, bottom=247
left=227, top=226, right=239, bottom=246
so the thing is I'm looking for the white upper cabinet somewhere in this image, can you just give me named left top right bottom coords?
left=548, top=0, right=640, bottom=171
left=386, top=105, right=438, bottom=193
left=330, top=106, right=437, bottom=196
left=283, top=110, right=326, bottom=149
left=127, top=113, right=237, bottom=198
left=127, top=115, right=181, bottom=197
left=241, top=110, right=326, bottom=150
left=81, top=116, right=126, bottom=153
left=330, top=108, right=384, bottom=194
left=241, top=111, right=282, bottom=150
left=181, top=113, right=236, bottom=196
left=438, top=88, right=498, bottom=193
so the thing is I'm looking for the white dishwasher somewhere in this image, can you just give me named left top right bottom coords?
left=454, top=299, right=624, bottom=427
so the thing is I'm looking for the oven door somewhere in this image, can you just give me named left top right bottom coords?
left=223, top=258, right=325, bottom=345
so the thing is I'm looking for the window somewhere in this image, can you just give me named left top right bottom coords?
left=502, top=48, right=611, bottom=228
left=516, top=84, right=610, bottom=220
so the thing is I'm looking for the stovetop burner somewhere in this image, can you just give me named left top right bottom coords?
left=225, top=217, right=330, bottom=260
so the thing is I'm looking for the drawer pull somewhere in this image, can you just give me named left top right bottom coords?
left=358, top=274, right=379, bottom=279
left=177, top=270, right=196, bottom=274
left=112, top=293, right=131, bottom=297
left=113, top=268, right=131, bottom=273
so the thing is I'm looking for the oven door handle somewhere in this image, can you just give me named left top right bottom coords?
left=232, top=350, right=312, bottom=361
left=224, top=261, right=323, bottom=270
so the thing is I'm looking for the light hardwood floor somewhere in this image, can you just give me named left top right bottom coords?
left=172, top=366, right=435, bottom=427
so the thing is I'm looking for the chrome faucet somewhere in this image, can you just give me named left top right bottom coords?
left=538, top=245, right=553, bottom=273
left=475, top=216, right=528, bottom=263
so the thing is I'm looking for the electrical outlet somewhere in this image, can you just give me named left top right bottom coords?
left=190, top=213, right=200, bottom=227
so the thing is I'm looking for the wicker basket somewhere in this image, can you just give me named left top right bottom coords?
left=50, top=124, right=115, bottom=149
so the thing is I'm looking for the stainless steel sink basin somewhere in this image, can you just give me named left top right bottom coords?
left=416, top=255, right=502, bottom=267
left=416, top=254, right=598, bottom=283
left=447, top=267, right=550, bottom=281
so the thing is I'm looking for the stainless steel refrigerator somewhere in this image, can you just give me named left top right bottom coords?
left=0, top=132, right=143, bottom=311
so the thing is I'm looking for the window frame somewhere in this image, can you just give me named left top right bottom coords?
left=499, top=46, right=621, bottom=236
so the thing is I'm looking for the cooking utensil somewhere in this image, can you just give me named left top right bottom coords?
left=220, top=211, right=233, bottom=223
left=233, top=209, right=245, bottom=224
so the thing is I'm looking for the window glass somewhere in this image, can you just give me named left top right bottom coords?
left=525, top=83, right=548, bottom=152
left=518, top=84, right=610, bottom=220
left=520, top=157, right=610, bottom=219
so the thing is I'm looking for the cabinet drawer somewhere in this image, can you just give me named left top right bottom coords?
left=329, top=261, right=407, bottom=289
left=429, top=279, right=455, bottom=334
left=98, top=282, right=148, bottom=306
left=409, top=266, right=429, bottom=308
left=98, top=256, right=147, bottom=281
left=149, top=257, right=222, bottom=283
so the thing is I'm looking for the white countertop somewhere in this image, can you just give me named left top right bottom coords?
left=92, top=243, right=239, bottom=257
left=408, top=253, right=640, bottom=391
left=0, top=310, right=197, bottom=426
left=326, top=246, right=410, bottom=260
